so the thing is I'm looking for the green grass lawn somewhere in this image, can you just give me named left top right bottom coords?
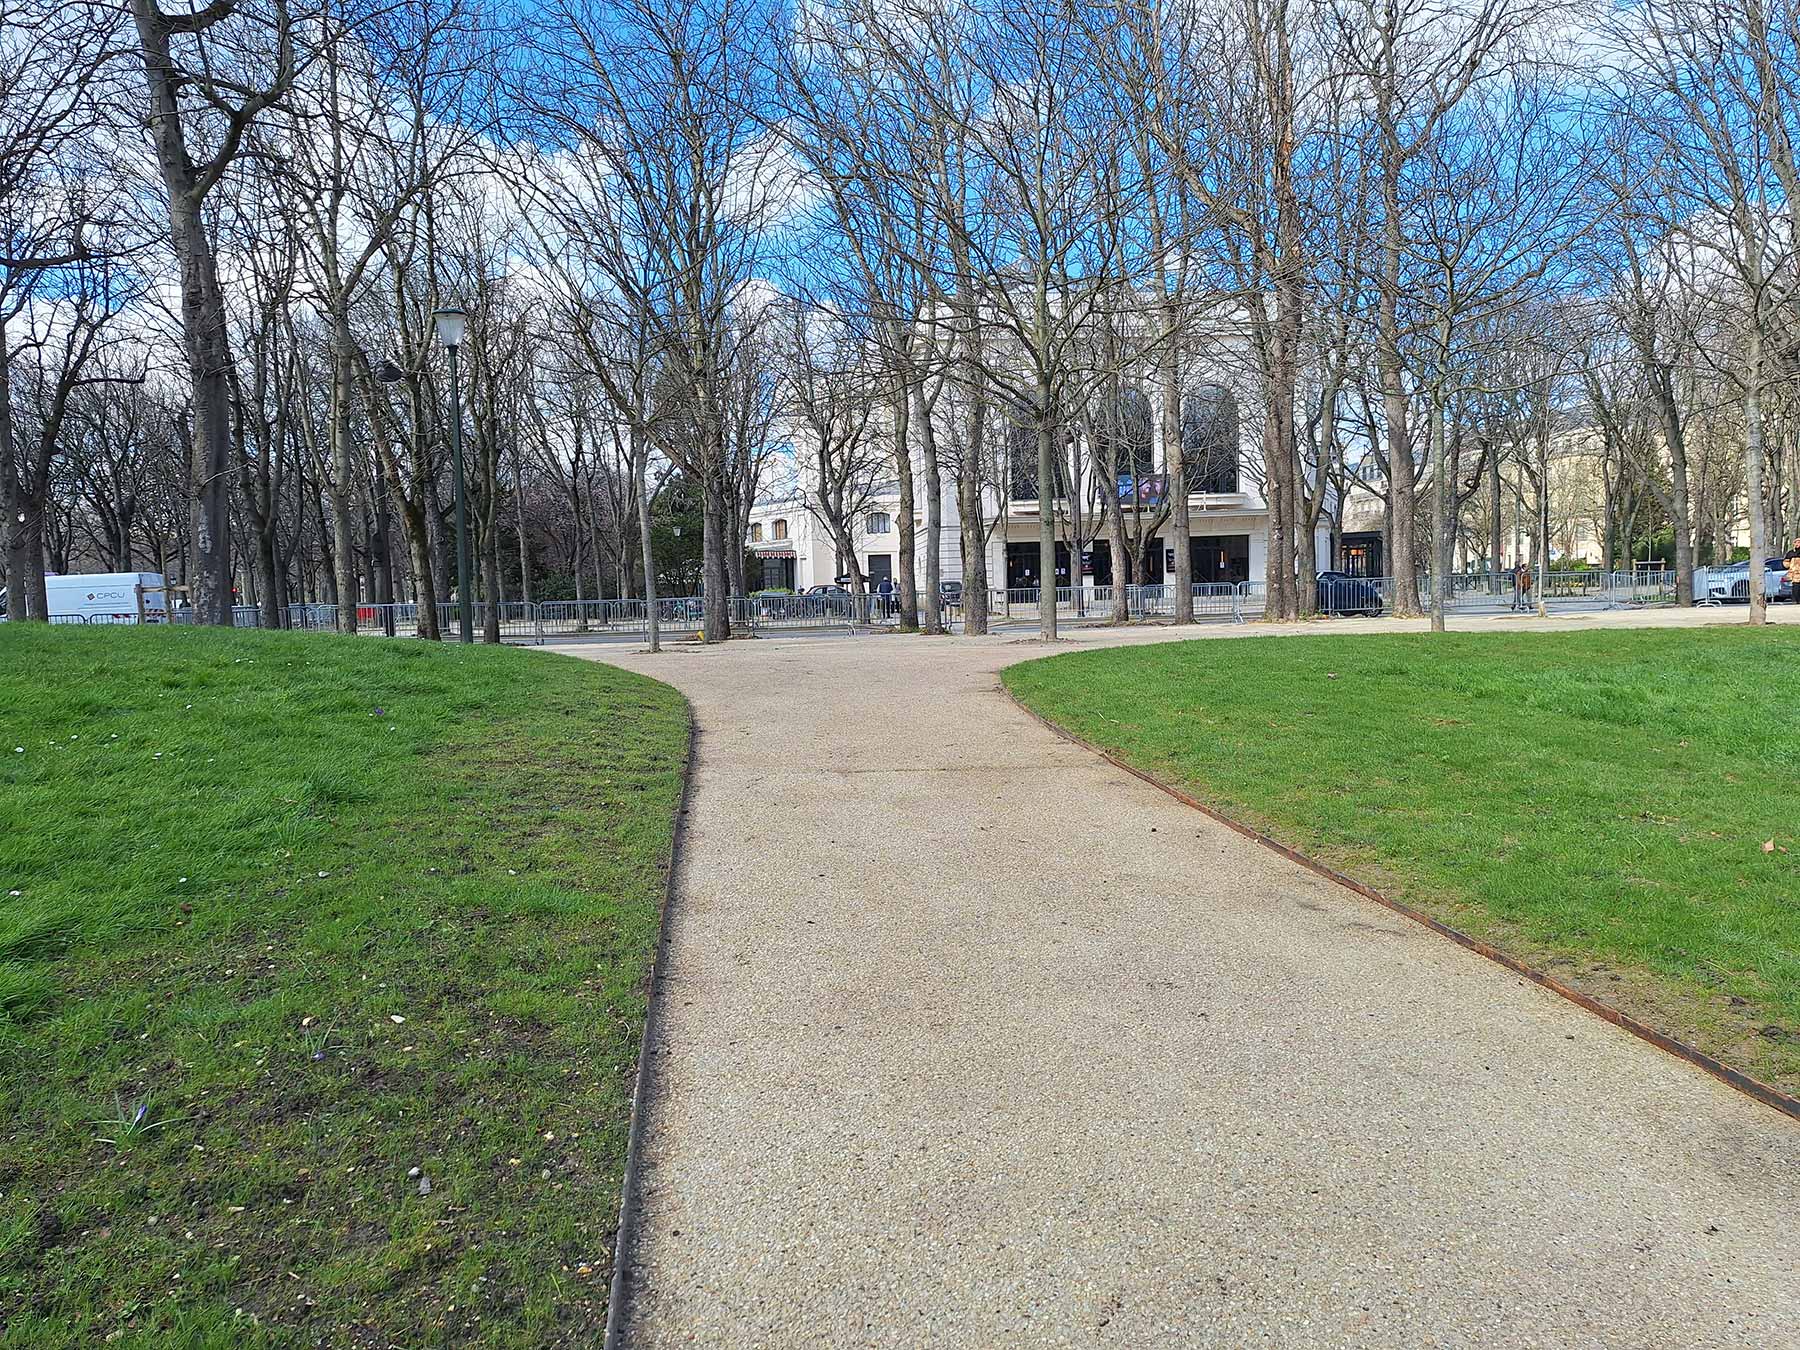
left=0, top=625, right=688, bottom=1348
left=1004, top=626, right=1800, bottom=1095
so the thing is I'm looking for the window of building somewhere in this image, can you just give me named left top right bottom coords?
left=750, top=522, right=763, bottom=543
left=772, top=518, right=788, bottom=540
left=1008, top=422, right=1038, bottom=501
left=760, top=555, right=796, bottom=590
left=1005, top=540, right=1072, bottom=589
left=1188, top=534, right=1251, bottom=584
left=1182, top=384, right=1240, bottom=494
left=866, top=512, right=891, bottom=535
left=1095, top=386, right=1155, bottom=481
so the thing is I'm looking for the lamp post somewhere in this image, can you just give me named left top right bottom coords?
left=433, top=306, right=473, bottom=644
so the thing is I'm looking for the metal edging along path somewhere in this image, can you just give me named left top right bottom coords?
left=1002, top=686, right=1800, bottom=1128
left=604, top=709, right=699, bottom=1350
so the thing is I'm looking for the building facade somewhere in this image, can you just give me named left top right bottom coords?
left=748, top=365, right=1330, bottom=595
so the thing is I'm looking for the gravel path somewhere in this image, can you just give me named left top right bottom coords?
left=559, top=611, right=1800, bottom=1348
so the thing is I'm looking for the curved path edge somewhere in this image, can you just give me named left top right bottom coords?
left=1002, top=683, right=1800, bottom=1127
left=604, top=708, right=700, bottom=1350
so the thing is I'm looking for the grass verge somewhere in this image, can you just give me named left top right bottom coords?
left=1003, top=626, right=1800, bottom=1096
left=0, top=625, right=688, bottom=1347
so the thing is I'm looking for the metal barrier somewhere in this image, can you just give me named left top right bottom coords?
left=732, top=593, right=860, bottom=631
left=1235, top=569, right=1681, bottom=619
left=989, top=583, right=1250, bottom=625
left=1607, top=570, right=1680, bottom=607
left=26, top=568, right=1692, bottom=639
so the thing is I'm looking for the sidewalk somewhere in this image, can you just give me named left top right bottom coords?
left=560, top=609, right=1800, bottom=1347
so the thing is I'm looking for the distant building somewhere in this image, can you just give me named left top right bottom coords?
left=748, top=312, right=1331, bottom=594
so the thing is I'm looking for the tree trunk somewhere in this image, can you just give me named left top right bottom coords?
left=402, top=503, right=439, bottom=639
left=1263, top=394, right=1291, bottom=620
left=700, top=470, right=729, bottom=642
left=13, top=493, right=46, bottom=620
left=916, top=382, right=943, bottom=634
left=1488, top=443, right=1503, bottom=578
left=514, top=458, right=533, bottom=610
left=1429, top=389, right=1448, bottom=633
left=1036, top=395, right=1058, bottom=641
left=635, top=426, right=660, bottom=652
left=329, top=314, right=359, bottom=633
left=1376, top=113, right=1420, bottom=617
left=482, top=506, right=502, bottom=643
left=958, top=383, right=990, bottom=636
left=571, top=476, right=589, bottom=631
left=893, top=384, right=918, bottom=630
left=132, top=4, right=234, bottom=624
left=1641, top=367, right=1697, bottom=603
left=0, top=324, right=29, bottom=620
left=1164, top=341, right=1192, bottom=623
left=1746, top=324, right=1769, bottom=625
left=253, top=509, right=281, bottom=629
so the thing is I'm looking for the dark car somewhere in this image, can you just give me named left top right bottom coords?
left=1317, top=571, right=1384, bottom=617
left=801, top=583, right=855, bottom=616
left=938, top=580, right=964, bottom=607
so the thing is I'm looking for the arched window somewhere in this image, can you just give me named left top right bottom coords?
left=1182, top=384, right=1239, bottom=494
left=1095, top=386, right=1155, bottom=481
left=1007, top=422, right=1038, bottom=501
left=750, top=522, right=763, bottom=543
left=772, top=518, right=789, bottom=540
left=866, top=512, right=892, bottom=534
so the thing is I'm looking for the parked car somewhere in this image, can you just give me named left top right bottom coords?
left=1317, top=571, right=1384, bottom=617
left=938, top=580, right=964, bottom=607
left=747, top=588, right=795, bottom=617
left=800, top=583, right=855, bottom=616
left=1696, top=559, right=1792, bottom=604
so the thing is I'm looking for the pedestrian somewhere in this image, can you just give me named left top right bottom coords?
left=1512, top=560, right=1533, bottom=611
left=876, top=575, right=894, bottom=618
left=1785, top=537, right=1800, bottom=603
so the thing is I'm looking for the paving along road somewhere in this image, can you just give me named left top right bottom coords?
left=556, top=608, right=1800, bottom=1349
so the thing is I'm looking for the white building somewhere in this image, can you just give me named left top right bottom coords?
left=748, top=351, right=1329, bottom=595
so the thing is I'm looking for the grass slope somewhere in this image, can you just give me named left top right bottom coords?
left=0, top=625, right=687, bottom=1347
left=1004, top=626, right=1800, bottom=1095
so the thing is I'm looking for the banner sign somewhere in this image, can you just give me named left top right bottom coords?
left=1117, top=474, right=1167, bottom=506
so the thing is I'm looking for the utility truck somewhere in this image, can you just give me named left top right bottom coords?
left=0, top=572, right=171, bottom=624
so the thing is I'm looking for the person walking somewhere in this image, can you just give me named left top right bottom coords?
left=1512, top=560, right=1534, bottom=612
left=1785, top=537, right=1800, bottom=604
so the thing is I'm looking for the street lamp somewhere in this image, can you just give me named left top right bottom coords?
left=433, top=305, right=473, bottom=644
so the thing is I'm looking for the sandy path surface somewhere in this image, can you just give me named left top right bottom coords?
left=556, top=609, right=1800, bottom=1348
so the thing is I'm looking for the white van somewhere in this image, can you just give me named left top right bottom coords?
left=0, top=572, right=170, bottom=624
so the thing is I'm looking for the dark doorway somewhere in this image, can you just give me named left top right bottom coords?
left=1006, top=540, right=1070, bottom=589
left=1091, top=539, right=1168, bottom=586
left=866, top=553, right=893, bottom=589
left=758, top=555, right=796, bottom=590
left=1188, top=534, right=1251, bottom=584
left=1340, top=532, right=1382, bottom=577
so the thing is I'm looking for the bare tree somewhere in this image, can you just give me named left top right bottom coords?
left=524, top=0, right=777, bottom=644
left=130, top=0, right=307, bottom=622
